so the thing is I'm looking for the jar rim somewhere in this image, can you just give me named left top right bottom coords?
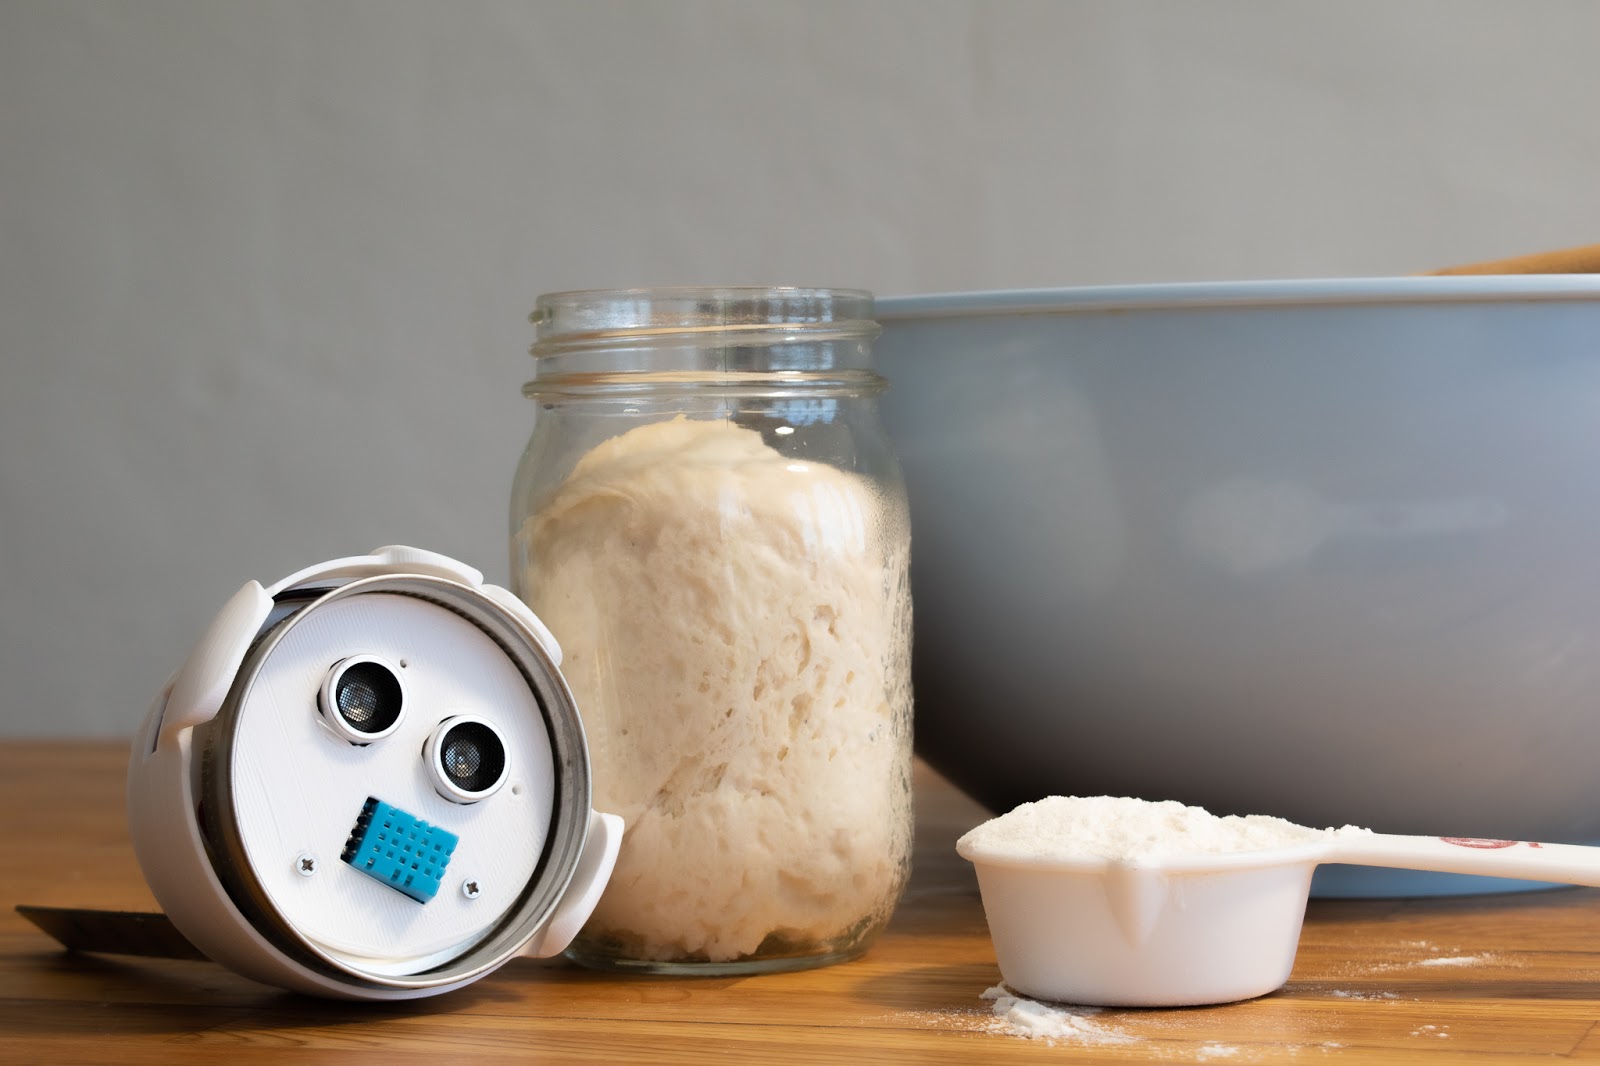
left=530, top=287, right=877, bottom=356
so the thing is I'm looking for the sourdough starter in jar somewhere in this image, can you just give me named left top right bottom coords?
left=511, top=288, right=913, bottom=974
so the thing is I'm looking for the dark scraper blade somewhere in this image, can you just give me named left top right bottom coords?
left=15, top=905, right=209, bottom=960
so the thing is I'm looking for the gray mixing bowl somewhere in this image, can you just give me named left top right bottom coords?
left=875, top=278, right=1600, bottom=894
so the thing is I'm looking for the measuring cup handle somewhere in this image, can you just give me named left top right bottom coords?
left=1326, top=832, right=1600, bottom=888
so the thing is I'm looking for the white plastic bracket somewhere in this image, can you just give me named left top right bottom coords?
left=156, top=580, right=275, bottom=750
left=521, top=810, right=623, bottom=958
left=267, top=545, right=483, bottom=597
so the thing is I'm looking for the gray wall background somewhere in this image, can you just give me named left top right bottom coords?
left=4, top=0, right=1599, bottom=736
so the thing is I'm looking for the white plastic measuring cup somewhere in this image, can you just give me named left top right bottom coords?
left=959, top=829, right=1600, bottom=1008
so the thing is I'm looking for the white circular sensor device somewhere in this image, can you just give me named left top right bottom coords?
left=127, top=546, right=622, bottom=1000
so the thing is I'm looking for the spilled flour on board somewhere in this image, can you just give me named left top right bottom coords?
left=979, top=984, right=1135, bottom=1045
left=893, top=985, right=1345, bottom=1058
left=1416, top=954, right=1493, bottom=968
left=1327, top=989, right=1402, bottom=1001
left=1360, top=944, right=1502, bottom=973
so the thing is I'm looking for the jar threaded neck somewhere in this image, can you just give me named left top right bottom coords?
left=529, top=287, right=877, bottom=357
left=525, top=287, right=883, bottom=399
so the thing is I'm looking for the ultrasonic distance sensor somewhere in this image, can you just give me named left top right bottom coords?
left=426, top=715, right=508, bottom=802
left=320, top=656, right=405, bottom=742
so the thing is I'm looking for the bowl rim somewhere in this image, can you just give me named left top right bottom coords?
left=876, top=276, right=1600, bottom=320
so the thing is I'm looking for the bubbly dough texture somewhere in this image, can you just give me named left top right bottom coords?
left=519, top=416, right=912, bottom=962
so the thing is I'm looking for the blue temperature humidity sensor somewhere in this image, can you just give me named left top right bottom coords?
left=340, top=797, right=459, bottom=903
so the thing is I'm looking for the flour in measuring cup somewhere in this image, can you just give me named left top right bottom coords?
left=958, top=795, right=1341, bottom=862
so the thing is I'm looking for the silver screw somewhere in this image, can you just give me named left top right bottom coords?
left=461, top=878, right=482, bottom=899
left=295, top=852, right=319, bottom=877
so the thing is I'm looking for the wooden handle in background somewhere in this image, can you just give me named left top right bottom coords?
left=1430, top=242, right=1600, bottom=275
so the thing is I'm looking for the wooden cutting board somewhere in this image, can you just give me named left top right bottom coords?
left=5, top=740, right=1600, bottom=1062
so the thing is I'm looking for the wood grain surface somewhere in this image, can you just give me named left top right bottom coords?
left=5, top=741, right=1600, bottom=1063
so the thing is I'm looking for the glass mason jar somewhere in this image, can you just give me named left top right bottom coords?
left=510, top=287, right=913, bottom=975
